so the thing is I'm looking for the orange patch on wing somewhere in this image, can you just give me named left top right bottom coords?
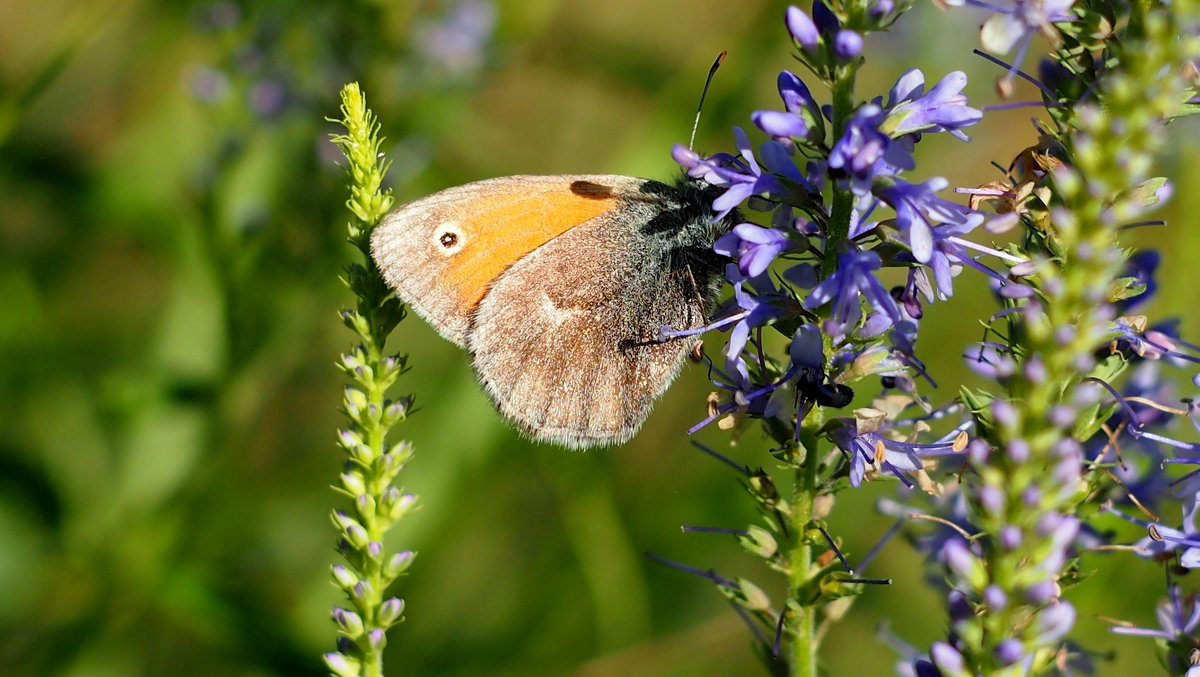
left=443, top=184, right=620, bottom=309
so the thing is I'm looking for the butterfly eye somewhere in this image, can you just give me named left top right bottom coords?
left=431, top=222, right=465, bottom=255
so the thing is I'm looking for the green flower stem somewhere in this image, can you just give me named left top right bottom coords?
left=787, top=427, right=822, bottom=677
left=325, top=83, right=416, bottom=677
left=824, top=62, right=859, bottom=273
left=785, top=57, right=861, bottom=677
left=957, top=5, right=1199, bottom=674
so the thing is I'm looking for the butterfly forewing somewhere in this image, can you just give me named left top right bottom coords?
left=370, top=175, right=641, bottom=346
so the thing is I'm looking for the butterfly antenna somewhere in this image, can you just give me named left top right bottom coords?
left=689, top=50, right=727, bottom=151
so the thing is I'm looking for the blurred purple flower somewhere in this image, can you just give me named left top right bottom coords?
left=1110, top=318, right=1200, bottom=380
left=977, top=0, right=1076, bottom=55
left=412, top=0, right=497, bottom=78
left=188, top=65, right=232, bottom=103
left=194, top=2, right=241, bottom=31
left=1033, top=601, right=1076, bottom=643
left=880, top=490, right=978, bottom=570
left=871, top=0, right=896, bottom=15
left=1111, top=584, right=1200, bottom=642
left=1107, top=501, right=1200, bottom=567
left=930, top=642, right=966, bottom=675
left=1115, top=250, right=1160, bottom=312
left=249, top=79, right=287, bottom=117
left=1086, top=361, right=1178, bottom=510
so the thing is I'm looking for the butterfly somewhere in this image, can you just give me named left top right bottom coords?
left=370, top=174, right=735, bottom=448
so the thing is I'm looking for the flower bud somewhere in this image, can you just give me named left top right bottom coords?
left=387, top=492, right=419, bottom=521
left=337, top=429, right=363, bottom=451
left=352, top=580, right=374, bottom=603
left=983, top=585, right=1007, bottom=611
left=942, top=540, right=986, bottom=589
left=1025, top=579, right=1056, bottom=604
left=1006, top=439, right=1030, bottom=464
left=331, top=564, right=359, bottom=589
left=739, top=525, right=779, bottom=558
left=786, top=6, right=820, bottom=49
left=384, top=550, right=416, bottom=579
left=378, top=597, right=406, bottom=626
left=947, top=589, right=972, bottom=622
left=332, top=607, right=365, bottom=638
left=340, top=471, right=366, bottom=495
left=967, top=439, right=990, bottom=465
left=738, top=578, right=772, bottom=612
left=834, top=30, right=862, bottom=60
left=994, top=638, right=1025, bottom=666
left=870, top=0, right=894, bottom=16
left=978, top=486, right=1005, bottom=517
left=752, top=110, right=809, bottom=140
left=931, top=641, right=966, bottom=676
left=323, top=652, right=361, bottom=677
left=1034, top=601, right=1076, bottom=642
left=356, top=494, right=376, bottom=518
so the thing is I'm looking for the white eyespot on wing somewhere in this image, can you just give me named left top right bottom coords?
left=431, top=221, right=465, bottom=256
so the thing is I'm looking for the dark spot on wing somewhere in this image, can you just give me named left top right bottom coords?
left=570, top=181, right=615, bottom=198
left=641, top=206, right=690, bottom=235
left=635, top=180, right=676, bottom=198
left=634, top=177, right=723, bottom=237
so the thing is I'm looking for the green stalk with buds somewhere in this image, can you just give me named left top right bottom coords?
left=325, top=82, right=416, bottom=677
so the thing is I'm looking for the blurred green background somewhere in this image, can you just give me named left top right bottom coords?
left=3, top=0, right=1199, bottom=675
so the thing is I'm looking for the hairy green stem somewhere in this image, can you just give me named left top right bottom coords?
left=824, top=63, right=859, bottom=273
left=786, top=56, right=861, bottom=677
left=325, top=83, right=416, bottom=677
left=788, top=431, right=821, bottom=677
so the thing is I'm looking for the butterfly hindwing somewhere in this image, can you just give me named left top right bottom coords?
left=466, top=200, right=710, bottom=448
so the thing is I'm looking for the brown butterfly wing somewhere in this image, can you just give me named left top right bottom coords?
left=466, top=197, right=710, bottom=448
left=371, top=175, right=638, bottom=346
